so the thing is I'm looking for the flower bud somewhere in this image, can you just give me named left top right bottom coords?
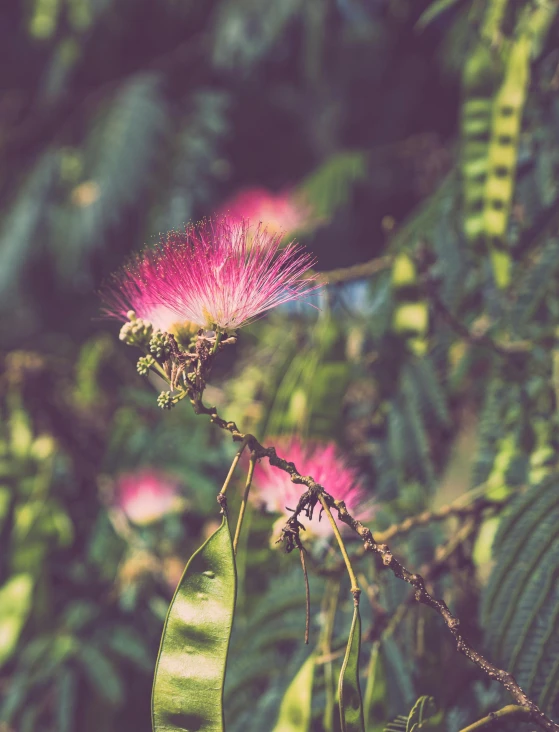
left=137, top=355, right=156, bottom=376
left=119, top=313, right=153, bottom=348
left=149, top=332, right=171, bottom=360
left=157, top=391, right=174, bottom=410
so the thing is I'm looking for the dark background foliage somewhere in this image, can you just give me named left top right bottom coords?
left=2, top=0, right=559, bottom=730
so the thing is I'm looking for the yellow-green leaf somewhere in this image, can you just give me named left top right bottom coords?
left=0, top=573, right=34, bottom=667
left=151, top=516, right=237, bottom=732
left=272, top=653, right=315, bottom=732
left=339, top=604, right=365, bottom=732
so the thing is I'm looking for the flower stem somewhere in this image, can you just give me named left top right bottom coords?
left=152, top=361, right=170, bottom=382
left=219, top=436, right=250, bottom=498
left=458, top=705, right=532, bottom=732
left=233, top=453, right=256, bottom=555
left=299, top=547, right=310, bottom=644
left=211, top=329, right=222, bottom=355
left=317, top=494, right=360, bottom=601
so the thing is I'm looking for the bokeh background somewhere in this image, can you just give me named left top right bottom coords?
left=2, top=1, right=559, bottom=731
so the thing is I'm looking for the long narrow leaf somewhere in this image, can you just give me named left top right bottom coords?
left=484, top=32, right=530, bottom=287
left=415, top=0, right=464, bottom=30
left=152, top=516, right=237, bottom=732
left=272, top=653, right=315, bottom=731
left=339, top=603, right=365, bottom=732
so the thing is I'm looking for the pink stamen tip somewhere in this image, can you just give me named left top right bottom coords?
left=101, top=217, right=319, bottom=332
left=251, top=438, right=375, bottom=540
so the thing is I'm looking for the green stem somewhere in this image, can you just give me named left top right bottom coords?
left=219, top=437, right=250, bottom=497
left=211, top=329, right=222, bottom=355
left=152, top=361, right=170, bottom=382
left=458, top=705, right=532, bottom=732
left=233, top=453, right=256, bottom=555
left=373, top=480, right=509, bottom=544
left=320, top=579, right=340, bottom=732
left=317, top=494, right=360, bottom=599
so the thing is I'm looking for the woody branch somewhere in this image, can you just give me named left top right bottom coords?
left=175, top=333, right=559, bottom=732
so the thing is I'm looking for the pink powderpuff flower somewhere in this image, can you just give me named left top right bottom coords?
left=115, top=469, right=184, bottom=526
left=101, top=217, right=318, bottom=333
left=251, top=438, right=374, bottom=540
left=217, top=187, right=316, bottom=237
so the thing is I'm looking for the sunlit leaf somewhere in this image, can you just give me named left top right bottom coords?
left=0, top=574, right=34, bottom=667
left=152, top=516, right=237, bottom=731
left=272, top=653, right=315, bottom=731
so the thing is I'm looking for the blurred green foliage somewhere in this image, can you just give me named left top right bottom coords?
left=2, top=0, right=559, bottom=730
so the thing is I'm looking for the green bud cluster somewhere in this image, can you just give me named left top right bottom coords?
left=119, top=311, right=153, bottom=348
left=137, top=355, right=156, bottom=376
left=157, top=391, right=174, bottom=410
left=150, top=332, right=172, bottom=360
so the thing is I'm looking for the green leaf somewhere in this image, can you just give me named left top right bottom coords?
left=213, top=0, right=304, bottom=70
left=415, top=0, right=464, bottom=30
left=272, top=653, right=315, bottom=731
left=0, top=573, right=34, bottom=667
left=0, top=150, right=58, bottom=300
left=363, top=641, right=388, bottom=731
left=339, top=603, right=365, bottom=732
left=153, top=90, right=229, bottom=232
left=481, top=477, right=559, bottom=714
left=105, top=625, right=153, bottom=672
left=391, top=254, right=429, bottom=356
left=509, top=239, right=559, bottom=335
left=484, top=32, right=530, bottom=287
left=481, top=0, right=509, bottom=45
left=383, top=717, right=407, bottom=732
left=152, top=515, right=237, bottom=732
left=384, top=696, right=442, bottom=732
left=460, top=40, right=499, bottom=242
left=77, top=643, right=125, bottom=706
left=74, top=334, right=113, bottom=408
left=406, top=696, right=442, bottom=731
left=460, top=2, right=545, bottom=288
left=53, top=73, right=167, bottom=278
left=298, top=151, right=367, bottom=220
left=55, top=666, right=77, bottom=732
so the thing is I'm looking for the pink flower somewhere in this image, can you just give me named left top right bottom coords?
left=115, top=469, right=183, bottom=526
left=217, top=187, right=316, bottom=237
left=101, top=217, right=317, bottom=332
left=251, top=439, right=374, bottom=540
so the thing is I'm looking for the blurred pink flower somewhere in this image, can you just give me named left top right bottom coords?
left=217, top=187, right=316, bottom=237
left=251, top=439, right=374, bottom=540
left=101, top=217, right=317, bottom=332
left=115, top=469, right=183, bottom=526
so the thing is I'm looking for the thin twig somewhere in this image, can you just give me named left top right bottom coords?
left=315, top=647, right=347, bottom=665
left=219, top=436, right=250, bottom=498
left=366, top=517, right=478, bottom=644
left=432, top=517, right=477, bottom=567
left=299, top=548, right=311, bottom=645
left=205, top=414, right=557, bottom=730
left=374, top=482, right=504, bottom=544
left=317, top=494, right=360, bottom=601
left=331, top=502, right=559, bottom=732
left=428, top=284, right=532, bottom=355
left=319, top=255, right=393, bottom=285
left=458, top=705, right=532, bottom=732
left=152, top=336, right=559, bottom=732
left=233, top=452, right=256, bottom=555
